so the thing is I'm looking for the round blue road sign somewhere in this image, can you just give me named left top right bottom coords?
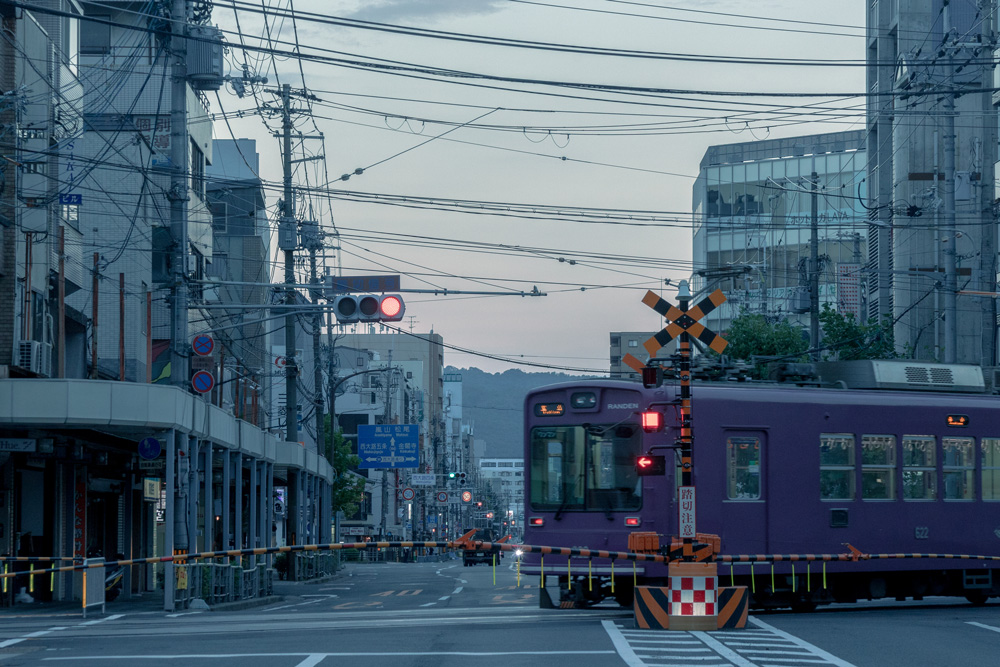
left=191, top=370, right=215, bottom=394
left=138, top=436, right=161, bottom=460
left=192, top=334, right=214, bottom=357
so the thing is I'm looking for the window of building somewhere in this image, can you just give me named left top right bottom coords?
left=628, top=339, right=638, bottom=348
left=80, top=16, right=111, bottom=54
left=610, top=355, right=620, bottom=366
left=726, top=436, right=761, bottom=500
left=820, top=433, right=855, bottom=500
left=23, top=162, right=46, bottom=175
left=209, top=253, right=228, bottom=279
left=983, top=439, right=1000, bottom=500
left=902, top=436, right=936, bottom=500
left=610, top=336, right=620, bottom=346
left=210, top=201, right=227, bottom=232
left=942, top=437, right=974, bottom=500
left=190, top=140, right=205, bottom=199
left=861, top=434, right=895, bottom=500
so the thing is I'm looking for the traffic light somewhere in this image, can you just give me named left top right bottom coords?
left=448, top=472, right=456, bottom=479
left=458, top=472, right=466, bottom=486
left=640, top=410, right=663, bottom=433
left=635, top=454, right=666, bottom=476
left=332, top=294, right=405, bottom=323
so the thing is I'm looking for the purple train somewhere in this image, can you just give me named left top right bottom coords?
left=521, top=361, right=1000, bottom=610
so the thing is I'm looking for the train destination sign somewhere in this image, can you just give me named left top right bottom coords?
left=358, top=424, right=419, bottom=469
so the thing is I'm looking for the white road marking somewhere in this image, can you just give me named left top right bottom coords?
left=294, top=656, right=326, bottom=667
left=79, top=614, right=123, bottom=626
left=0, top=626, right=70, bottom=648
left=166, top=612, right=204, bottom=618
left=692, top=631, right=758, bottom=667
left=968, top=622, right=1000, bottom=634
left=601, top=619, right=647, bottom=667
left=748, top=617, right=856, bottom=667
left=420, top=602, right=436, bottom=607
left=439, top=596, right=450, bottom=601
left=452, top=587, right=463, bottom=595
left=42, top=650, right=619, bottom=661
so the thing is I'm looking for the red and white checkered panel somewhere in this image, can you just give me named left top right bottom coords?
left=670, top=575, right=716, bottom=616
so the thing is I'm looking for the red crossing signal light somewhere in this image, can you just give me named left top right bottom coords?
left=635, top=454, right=666, bottom=476
left=640, top=410, right=663, bottom=433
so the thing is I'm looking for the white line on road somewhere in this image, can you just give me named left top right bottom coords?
left=294, top=656, right=326, bottom=667
left=601, top=620, right=646, bottom=667
left=42, top=650, right=620, bottom=661
left=79, top=614, right=123, bottom=626
left=420, top=603, right=436, bottom=607
left=0, top=626, right=70, bottom=649
left=166, top=612, right=204, bottom=618
left=452, top=587, right=463, bottom=595
left=439, top=597, right=450, bottom=601
left=967, top=622, right=1000, bottom=634
left=691, top=631, right=758, bottom=667
left=748, top=617, right=856, bottom=667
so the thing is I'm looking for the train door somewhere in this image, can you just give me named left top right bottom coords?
left=720, top=429, right=768, bottom=554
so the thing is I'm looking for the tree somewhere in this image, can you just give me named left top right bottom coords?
left=323, top=416, right=366, bottom=518
left=818, top=304, right=898, bottom=361
left=721, top=310, right=809, bottom=377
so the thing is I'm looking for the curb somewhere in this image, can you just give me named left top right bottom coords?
left=208, top=595, right=284, bottom=612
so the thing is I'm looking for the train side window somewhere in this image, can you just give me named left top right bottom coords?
left=982, top=439, right=1000, bottom=500
left=861, top=434, right=896, bottom=500
left=820, top=433, right=855, bottom=500
left=942, top=437, right=974, bottom=500
left=902, top=435, right=937, bottom=500
left=726, top=437, right=761, bottom=500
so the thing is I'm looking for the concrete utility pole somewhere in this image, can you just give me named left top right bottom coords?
left=280, top=84, right=298, bottom=443
left=942, top=2, right=958, bottom=363
left=809, top=169, right=820, bottom=360
left=979, top=5, right=997, bottom=367
left=169, top=0, right=190, bottom=385
left=307, top=232, right=325, bottom=458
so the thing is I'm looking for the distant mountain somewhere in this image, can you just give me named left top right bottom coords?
left=447, top=367, right=595, bottom=458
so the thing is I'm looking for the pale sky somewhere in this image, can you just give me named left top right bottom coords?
left=211, top=0, right=866, bottom=374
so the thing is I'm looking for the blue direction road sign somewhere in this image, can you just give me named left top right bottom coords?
left=358, top=424, right=418, bottom=469
left=138, top=437, right=162, bottom=460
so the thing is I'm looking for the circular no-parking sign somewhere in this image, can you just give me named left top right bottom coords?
left=192, top=334, right=214, bottom=357
left=191, top=370, right=215, bottom=394
left=402, top=487, right=415, bottom=501
left=437, top=491, right=448, bottom=503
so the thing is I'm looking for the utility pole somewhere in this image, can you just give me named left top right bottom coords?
left=307, top=229, right=326, bottom=459
left=168, top=0, right=191, bottom=386
left=809, top=169, right=820, bottom=360
left=979, top=3, right=997, bottom=367
left=279, top=84, right=298, bottom=444
left=942, top=2, right=958, bottom=363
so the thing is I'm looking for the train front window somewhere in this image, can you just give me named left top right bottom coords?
left=529, top=425, right=642, bottom=512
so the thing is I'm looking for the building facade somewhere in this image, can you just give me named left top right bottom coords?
left=867, top=0, right=998, bottom=364
left=692, top=131, right=869, bottom=341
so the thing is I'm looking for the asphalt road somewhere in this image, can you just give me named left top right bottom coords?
left=1, top=559, right=997, bottom=666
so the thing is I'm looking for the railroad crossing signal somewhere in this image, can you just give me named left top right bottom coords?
left=622, top=288, right=728, bottom=372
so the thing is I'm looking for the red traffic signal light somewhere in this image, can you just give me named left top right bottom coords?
left=635, top=454, right=666, bottom=476
left=640, top=410, right=663, bottom=433
left=379, top=294, right=405, bottom=322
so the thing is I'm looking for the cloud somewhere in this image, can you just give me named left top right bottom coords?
left=341, top=0, right=506, bottom=24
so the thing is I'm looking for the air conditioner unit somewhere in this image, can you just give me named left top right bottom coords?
left=18, top=340, right=52, bottom=377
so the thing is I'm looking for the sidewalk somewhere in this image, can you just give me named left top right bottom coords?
left=0, top=569, right=346, bottom=617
